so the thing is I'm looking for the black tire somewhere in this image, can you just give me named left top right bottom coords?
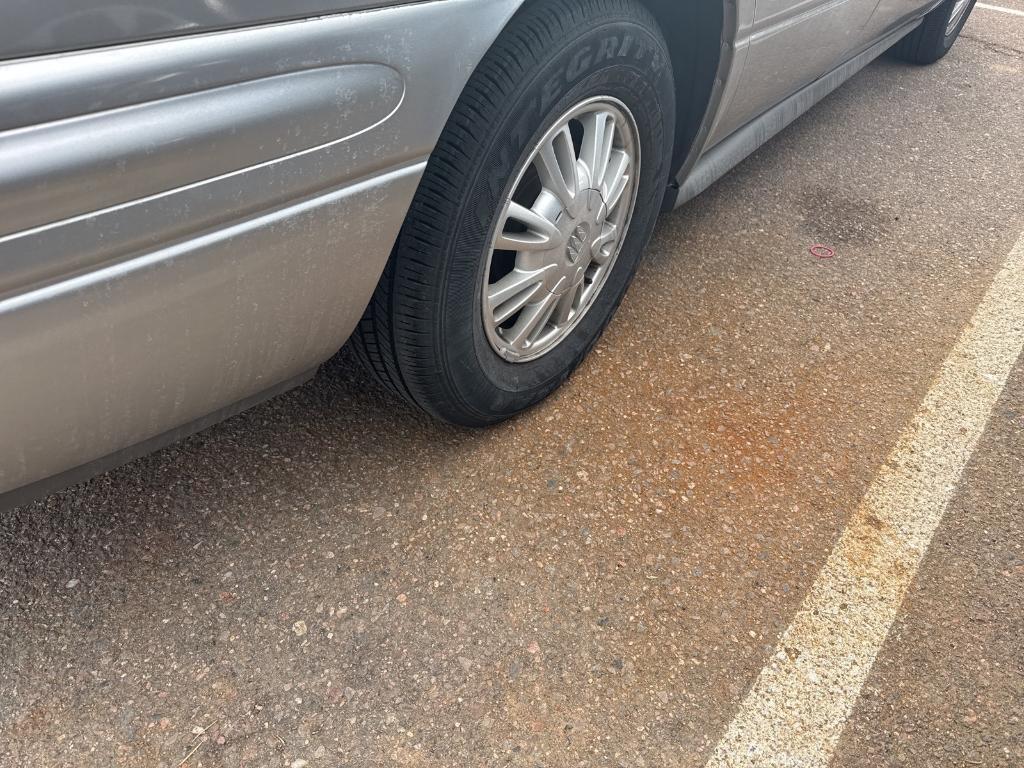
left=352, top=0, right=675, bottom=426
left=892, top=0, right=977, bottom=64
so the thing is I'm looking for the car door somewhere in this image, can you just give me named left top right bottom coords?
left=862, top=0, right=940, bottom=40
left=708, top=0, right=879, bottom=145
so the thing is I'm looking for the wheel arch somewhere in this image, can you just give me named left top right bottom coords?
left=633, top=0, right=733, bottom=183
left=500, top=0, right=737, bottom=207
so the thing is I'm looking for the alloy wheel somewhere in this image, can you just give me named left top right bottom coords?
left=481, top=97, right=641, bottom=363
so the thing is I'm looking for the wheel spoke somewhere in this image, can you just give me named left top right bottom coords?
left=495, top=201, right=562, bottom=252
left=504, top=291, right=559, bottom=351
left=487, top=269, right=548, bottom=325
left=551, top=289, right=575, bottom=326
left=535, top=126, right=580, bottom=213
left=579, top=111, right=616, bottom=191
left=591, top=222, right=618, bottom=265
left=602, top=149, right=631, bottom=212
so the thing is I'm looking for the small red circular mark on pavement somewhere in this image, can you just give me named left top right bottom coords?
left=810, top=244, right=835, bottom=260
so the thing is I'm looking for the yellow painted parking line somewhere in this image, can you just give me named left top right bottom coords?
left=977, top=3, right=1024, bottom=17
left=704, top=231, right=1024, bottom=768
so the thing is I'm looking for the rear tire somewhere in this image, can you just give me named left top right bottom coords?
left=353, top=0, right=675, bottom=426
left=892, top=0, right=977, bottom=64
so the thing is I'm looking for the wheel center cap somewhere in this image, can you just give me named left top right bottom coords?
left=566, top=221, right=591, bottom=264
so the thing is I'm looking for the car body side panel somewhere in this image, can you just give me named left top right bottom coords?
left=862, top=0, right=941, bottom=41
left=0, top=63, right=406, bottom=245
left=675, top=16, right=921, bottom=207
left=678, top=0, right=942, bottom=194
left=0, top=165, right=423, bottom=498
left=0, top=0, right=524, bottom=498
left=1, top=0, right=418, bottom=61
left=708, top=0, right=880, bottom=145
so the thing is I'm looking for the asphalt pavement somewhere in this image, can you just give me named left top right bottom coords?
left=1, top=8, right=1022, bottom=768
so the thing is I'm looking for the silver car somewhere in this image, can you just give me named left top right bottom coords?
left=0, top=0, right=976, bottom=506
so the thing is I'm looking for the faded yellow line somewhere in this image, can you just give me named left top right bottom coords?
left=705, top=232, right=1024, bottom=768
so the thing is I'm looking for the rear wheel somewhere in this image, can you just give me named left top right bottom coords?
left=353, top=0, right=675, bottom=426
left=892, top=0, right=978, bottom=64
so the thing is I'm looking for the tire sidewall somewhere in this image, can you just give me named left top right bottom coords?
left=438, top=18, right=675, bottom=422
